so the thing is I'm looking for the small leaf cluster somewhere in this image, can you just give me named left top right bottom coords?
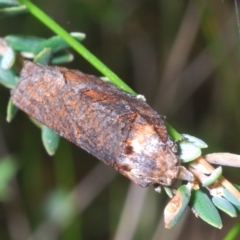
left=164, top=133, right=240, bottom=229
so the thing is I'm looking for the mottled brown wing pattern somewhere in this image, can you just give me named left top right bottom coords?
left=11, top=61, right=180, bottom=187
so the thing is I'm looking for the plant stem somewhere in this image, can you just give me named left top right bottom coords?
left=18, top=0, right=136, bottom=95
left=223, top=220, right=240, bottom=240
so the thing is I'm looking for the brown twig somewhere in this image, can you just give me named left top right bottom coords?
left=188, top=156, right=240, bottom=200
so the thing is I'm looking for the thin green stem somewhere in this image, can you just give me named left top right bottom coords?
left=224, top=220, right=240, bottom=240
left=165, top=122, right=182, bottom=140
left=18, top=0, right=136, bottom=95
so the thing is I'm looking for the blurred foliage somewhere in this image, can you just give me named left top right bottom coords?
left=1, top=0, right=240, bottom=240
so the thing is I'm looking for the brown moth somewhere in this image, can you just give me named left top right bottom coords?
left=11, top=61, right=191, bottom=188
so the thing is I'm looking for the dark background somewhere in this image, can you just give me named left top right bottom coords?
left=0, top=0, right=240, bottom=239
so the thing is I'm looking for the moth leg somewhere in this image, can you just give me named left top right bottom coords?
left=154, top=184, right=162, bottom=193
left=167, top=136, right=178, bottom=154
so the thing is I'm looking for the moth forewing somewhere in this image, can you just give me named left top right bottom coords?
left=11, top=61, right=182, bottom=187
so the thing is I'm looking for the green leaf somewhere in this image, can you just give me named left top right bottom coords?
left=0, top=0, right=20, bottom=8
left=0, top=63, right=18, bottom=88
left=0, top=45, right=15, bottom=70
left=231, top=187, right=240, bottom=214
left=223, top=221, right=240, bottom=240
left=34, top=48, right=53, bottom=65
left=0, top=155, right=18, bottom=200
left=179, top=141, right=201, bottom=163
left=41, top=125, right=60, bottom=156
left=164, top=184, right=191, bottom=228
left=190, top=189, right=222, bottom=229
left=223, top=189, right=240, bottom=207
left=163, top=186, right=173, bottom=198
left=212, top=196, right=237, bottom=217
left=33, top=32, right=86, bottom=55
left=181, top=134, right=208, bottom=148
left=0, top=4, right=26, bottom=16
left=100, top=76, right=111, bottom=82
left=202, top=166, right=222, bottom=187
left=51, top=50, right=74, bottom=64
left=6, top=99, right=18, bottom=122
left=5, top=35, right=45, bottom=54
left=166, top=122, right=182, bottom=140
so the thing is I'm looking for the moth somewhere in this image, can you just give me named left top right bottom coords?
left=11, top=61, right=192, bottom=188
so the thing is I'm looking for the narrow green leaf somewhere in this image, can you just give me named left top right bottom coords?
left=202, top=166, right=222, bottom=187
left=6, top=99, right=18, bottom=122
left=42, top=125, right=60, bottom=156
left=51, top=51, right=74, bottom=64
left=0, top=155, right=18, bottom=200
left=181, top=134, right=208, bottom=148
left=212, top=196, right=237, bottom=217
left=33, top=32, right=86, bottom=55
left=224, top=221, right=240, bottom=240
left=0, top=0, right=20, bottom=7
left=1, top=46, right=15, bottom=70
left=164, top=184, right=191, bottom=228
left=223, top=189, right=240, bottom=207
left=0, top=64, right=18, bottom=88
left=34, top=47, right=53, bottom=65
left=163, top=186, right=173, bottom=198
left=190, top=189, right=222, bottom=228
left=5, top=35, right=44, bottom=54
left=0, top=4, right=26, bottom=15
left=100, top=76, right=111, bottom=82
left=179, top=141, right=201, bottom=163
left=231, top=187, right=240, bottom=213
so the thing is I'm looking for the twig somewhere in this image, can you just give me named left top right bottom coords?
left=188, top=156, right=240, bottom=200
